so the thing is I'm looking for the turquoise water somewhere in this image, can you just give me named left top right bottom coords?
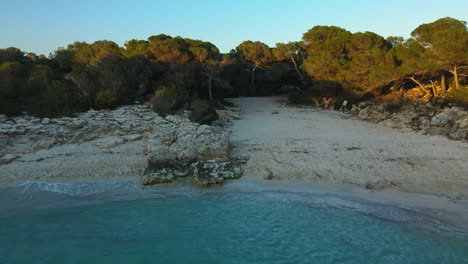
left=0, top=182, right=467, bottom=264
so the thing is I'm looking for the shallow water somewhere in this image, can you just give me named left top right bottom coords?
left=0, top=181, right=467, bottom=264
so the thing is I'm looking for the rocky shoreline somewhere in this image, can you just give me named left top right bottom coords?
left=350, top=102, right=468, bottom=142
left=0, top=103, right=247, bottom=186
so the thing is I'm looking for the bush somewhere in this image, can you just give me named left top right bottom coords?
left=446, top=86, right=468, bottom=107
left=94, top=89, right=120, bottom=110
left=150, top=84, right=190, bottom=116
left=0, top=80, right=22, bottom=116
left=189, top=98, right=218, bottom=124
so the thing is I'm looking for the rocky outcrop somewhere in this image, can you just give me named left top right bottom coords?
left=0, top=102, right=247, bottom=186
left=143, top=114, right=245, bottom=186
left=351, top=102, right=468, bottom=141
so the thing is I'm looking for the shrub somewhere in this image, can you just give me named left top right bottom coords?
left=24, top=80, right=89, bottom=117
left=0, top=80, right=22, bottom=116
left=189, top=98, right=218, bottom=124
left=150, top=84, right=190, bottom=116
left=94, top=89, right=120, bottom=110
left=445, top=86, right=468, bottom=107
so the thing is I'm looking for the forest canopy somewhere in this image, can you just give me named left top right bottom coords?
left=0, top=17, right=467, bottom=117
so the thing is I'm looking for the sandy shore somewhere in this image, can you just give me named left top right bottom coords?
left=1, top=97, right=468, bottom=227
left=228, top=97, right=468, bottom=225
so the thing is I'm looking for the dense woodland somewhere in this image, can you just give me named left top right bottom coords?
left=0, top=17, right=467, bottom=117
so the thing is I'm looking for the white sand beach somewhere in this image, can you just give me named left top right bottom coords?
left=228, top=97, right=468, bottom=224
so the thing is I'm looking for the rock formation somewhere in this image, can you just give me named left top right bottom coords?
left=350, top=102, right=468, bottom=141
left=0, top=103, right=247, bottom=186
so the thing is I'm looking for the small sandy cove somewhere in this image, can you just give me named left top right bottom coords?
left=229, top=97, right=468, bottom=224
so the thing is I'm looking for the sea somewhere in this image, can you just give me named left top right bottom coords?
left=0, top=181, right=467, bottom=264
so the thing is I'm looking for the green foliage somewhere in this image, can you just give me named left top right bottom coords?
left=411, top=17, right=468, bottom=67
left=189, top=98, right=219, bottom=124
left=148, top=35, right=191, bottom=63
left=1, top=17, right=467, bottom=117
left=150, top=84, right=190, bottom=116
left=94, top=89, right=120, bottom=110
left=124, top=39, right=150, bottom=58
left=0, top=80, right=22, bottom=116
left=236, top=41, right=272, bottom=68
left=302, top=26, right=397, bottom=91
left=0, top=47, right=27, bottom=63
left=273, top=42, right=299, bottom=62
left=446, top=86, right=468, bottom=105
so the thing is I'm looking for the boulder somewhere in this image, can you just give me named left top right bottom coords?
left=141, top=169, right=175, bottom=185
left=146, top=146, right=178, bottom=170
left=449, top=130, right=467, bottom=141
left=425, top=127, right=450, bottom=136
left=192, top=125, right=229, bottom=159
left=193, top=159, right=246, bottom=186
left=457, top=118, right=468, bottom=130
left=189, top=99, right=219, bottom=125
left=431, top=109, right=456, bottom=127
left=41, top=118, right=50, bottom=125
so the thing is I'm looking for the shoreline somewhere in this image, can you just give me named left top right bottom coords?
left=1, top=96, right=467, bottom=229
left=2, top=178, right=467, bottom=232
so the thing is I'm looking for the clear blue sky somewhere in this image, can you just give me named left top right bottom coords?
left=1, top=0, right=467, bottom=56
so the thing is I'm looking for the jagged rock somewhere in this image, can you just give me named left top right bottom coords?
left=93, top=136, right=126, bottom=149
left=193, top=160, right=246, bottom=186
left=449, top=130, right=467, bottom=140
left=195, top=125, right=229, bottom=159
left=351, top=102, right=467, bottom=142
left=457, top=118, right=468, bottom=130
left=425, top=127, right=450, bottom=136
left=1, top=102, right=245, bottom=186
left=193, top=162, right=224, bottom=186
left=189, top=99, right=219, bottom=125
left=146, top=146, right=178, bottom=170
left=141, top=169, right=175, bottom=185
left=419, top=118, right=431, bottom=130
left=431, top=109, right=456, bottom=127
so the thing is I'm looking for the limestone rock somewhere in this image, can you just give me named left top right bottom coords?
left=146, top=146, right=178, bottom=170
left=431, top=109, right=456, bottom=127
left=141, top=169, right=175, bottom=185
left=93, top=136, right=126, bottom=149
left=193, top=159, right=246, bottom=186
left=0, top=154, right=19, bottom=165
left=123, top=134, right=143, bottom=142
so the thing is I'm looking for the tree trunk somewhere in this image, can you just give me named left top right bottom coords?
left=291, top=57, right=304, bottom=84
left=409, top=76, right=432, bottom=98
left=208, top=77, right=213, bottom=102
left=440, top=75, right=446, bottom=95
left=430, top=80, right=437, bottom=98
left=453, top=65, right=459, bottom=90
left=250, top=67, right=257, bottom=95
